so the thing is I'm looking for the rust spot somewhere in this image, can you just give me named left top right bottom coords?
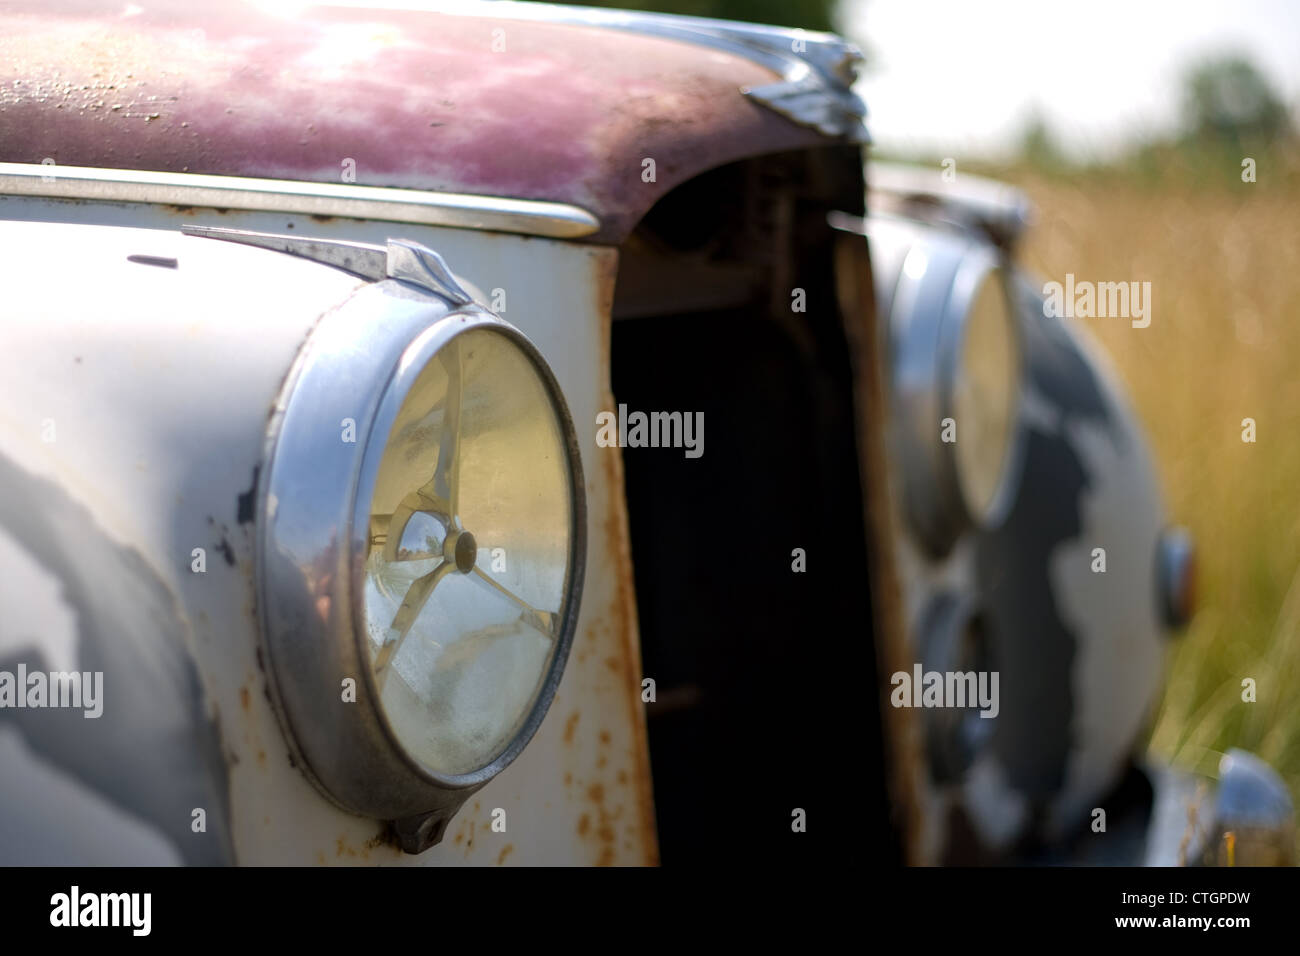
left=577, top=813, right=590, bottom=837
left=837, top=234, right=923, bottom=863
left=596, top=846, right=615, bottom=866
left=599, top=730, right=611, bottom=745
left=326, top=835, right=361, bottom=860
left=564, top=772, right=572, bottom=786
left=596, top=755, right=607, bottom=769
left=592, top=329, right=660, bottom=863
left=597, top=825, right=615, bottom=844
left=236, top=465, right=259, bottom=524
left=315, top=851, right=326, bottom=865
left=497, top=844, right=514, bottom=866
left=239, top=686, right=250, bottom=712
left=256, top=749, right=266, bottom=767
left=563, top=710, right=580, bottom=745
left=587, top=783, right=605, bottom=805
left=617, top=769, right=628, bottom=786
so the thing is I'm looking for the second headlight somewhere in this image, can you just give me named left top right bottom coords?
left=891, top=236, right=1025, bottom=556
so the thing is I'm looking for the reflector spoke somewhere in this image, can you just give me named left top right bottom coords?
left=375, top=341, right=463, bottom=562
left=374, top=560, right=454, bottom=687
left=471, top=566, right=557, bottom=638
left=379, top=486, right=452, bottom=562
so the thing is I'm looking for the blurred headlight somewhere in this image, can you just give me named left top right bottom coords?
left=891, top=239, right=1024, bottom=555
left=951, top=267, right=1021, bottom=522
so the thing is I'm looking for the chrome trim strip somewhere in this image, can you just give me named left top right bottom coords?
left=0, top=163, right=601, bottom=239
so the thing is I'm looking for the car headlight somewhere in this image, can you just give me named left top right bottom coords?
left=254, top=245, right=584, bottom=853
left=892, top=238, right=1024, bottom=555
left=360, top=323, right=574, bottom=777
left=950, top=265, right=1020, bottom=520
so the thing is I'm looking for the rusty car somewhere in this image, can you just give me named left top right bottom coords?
left=0, top=0, right=1291, bottom=868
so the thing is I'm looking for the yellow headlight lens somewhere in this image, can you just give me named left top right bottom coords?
left=951, top=270, right=1020, bottom=521
left=362, top=326, right=574, bottom=775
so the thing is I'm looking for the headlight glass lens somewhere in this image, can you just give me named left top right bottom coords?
left=361, top=326, right=573, bottom=776
left=951, top=270, right=1020, bottom=520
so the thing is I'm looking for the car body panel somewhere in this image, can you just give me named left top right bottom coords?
left=0, top=213, right=655, bottom=864
left=0, top=0, right=831, bottom=243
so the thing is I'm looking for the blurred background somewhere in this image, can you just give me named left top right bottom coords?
left=577, top=0, right=1300, bottom=813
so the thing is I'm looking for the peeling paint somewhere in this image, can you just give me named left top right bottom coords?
left=0, top=452, right=234, bottom=864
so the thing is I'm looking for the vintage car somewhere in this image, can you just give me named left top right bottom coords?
left=0, top=0, right=1291, bottom=867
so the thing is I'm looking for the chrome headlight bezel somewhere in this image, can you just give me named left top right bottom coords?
left=255, top=278, right=586, bottom=850
left=890, top=235, right=1026, bottom=556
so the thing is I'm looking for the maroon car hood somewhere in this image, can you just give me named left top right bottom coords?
left=0, top=1, right=834, bottom=242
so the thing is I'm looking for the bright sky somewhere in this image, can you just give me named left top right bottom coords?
left=842, top=0, right=1300, bottom=160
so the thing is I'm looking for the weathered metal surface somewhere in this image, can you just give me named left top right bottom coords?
left=461, top=0, right=869, bottom=139
left=0, top=0, right=828, bottom=243
left=833, top=232, right=922, bottom=864
left=0, top=208, right=656, bottom=864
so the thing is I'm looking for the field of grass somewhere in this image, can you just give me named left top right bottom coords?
left=989, top=147, right=1300, bottom=810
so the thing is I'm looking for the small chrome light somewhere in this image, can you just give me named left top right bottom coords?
left=252, top=245, right=584, bottom=853
left=1156, top=526, right=1196, bottom=631
left=891, top=235, right=1025, bottom=556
